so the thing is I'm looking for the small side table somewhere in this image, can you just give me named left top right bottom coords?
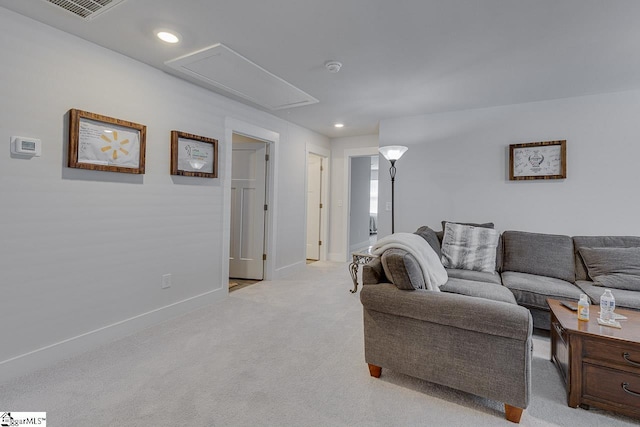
left=349, top=247, right=378, bottom=293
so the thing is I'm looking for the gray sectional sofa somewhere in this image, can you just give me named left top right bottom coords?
left=366, top=227, right=640, bottom=330
left=360, top=224, right=640, bottom=423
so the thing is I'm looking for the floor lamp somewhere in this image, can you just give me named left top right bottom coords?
left=378, top=145, right=408, bottom=234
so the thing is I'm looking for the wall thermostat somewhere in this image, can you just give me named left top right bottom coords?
left=11, top=136, right=41, bottom=157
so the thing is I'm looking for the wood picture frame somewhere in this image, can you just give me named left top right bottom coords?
left=509, top=140, right=566, bottom=181
left=170, top=131, right=218, bottom=178
left=68, top=109, right=146, bottom=174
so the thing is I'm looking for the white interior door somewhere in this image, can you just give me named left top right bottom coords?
left=306, top=154, right=322, bottom=260
left=230, top=141, right=267, bottom=280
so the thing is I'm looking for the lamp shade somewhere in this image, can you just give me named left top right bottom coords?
left=378, top=145, right=408, bottom=161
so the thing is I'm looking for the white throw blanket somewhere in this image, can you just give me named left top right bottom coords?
left=372, top=232, right=448, bottom=291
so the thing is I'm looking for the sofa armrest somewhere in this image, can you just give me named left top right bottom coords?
left=363, top=248, right=428, bottom=290
left=360, top=283, right=532, bottom=341
left=362, top=257, right=386, bottom=285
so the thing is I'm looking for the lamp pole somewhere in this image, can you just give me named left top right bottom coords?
left=378, top=146, right=408, bottom=235
left=389, top=159, right=397, bottom=233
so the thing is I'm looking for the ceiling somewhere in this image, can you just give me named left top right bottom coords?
left=3, top=0, right=640, bottom=138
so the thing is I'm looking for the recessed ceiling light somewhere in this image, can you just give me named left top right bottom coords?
left=156, top=31, right=180, bottom=44
left=334, top=123, right=344, bottom=128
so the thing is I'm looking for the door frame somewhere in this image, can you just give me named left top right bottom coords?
left=342, top=147, right=379, bottom=262
left=305, top=143, right=330, bottom=262
left=224, top=118, right=278, bottom=281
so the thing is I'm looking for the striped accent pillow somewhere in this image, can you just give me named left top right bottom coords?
left=441, top=223, right=499, bottom=273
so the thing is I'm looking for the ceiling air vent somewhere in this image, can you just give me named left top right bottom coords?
left=44, top=0, right=126, bottom=20
left=165, top=44, right=319, bottom=111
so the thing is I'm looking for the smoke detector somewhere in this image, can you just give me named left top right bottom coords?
left=325, top=61, right=342, bottom=73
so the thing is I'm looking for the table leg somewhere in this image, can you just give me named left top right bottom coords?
left=349, top=259, right=359, bottom=293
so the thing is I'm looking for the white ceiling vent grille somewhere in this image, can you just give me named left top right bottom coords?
left=44, top=0, right=126, bottom=20
left=165, top=44, right=319, bottom=111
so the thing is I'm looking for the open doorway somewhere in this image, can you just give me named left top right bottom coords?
left=224, top=118, right=279, bottom=289
left=348, top=155, right=379, bottom=253
left=305, top=144, right=330, bottom=264
left=369, top=156, right=379, bottom=246
left=229, top=133, right=268, bottom=289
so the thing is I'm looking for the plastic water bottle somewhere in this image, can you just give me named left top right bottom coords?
left=600, top=289, right=616, bottom=323
left=578, top=294, right=590, bottom=321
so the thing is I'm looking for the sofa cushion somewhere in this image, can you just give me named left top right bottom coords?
left=573, top=236, right=640, bottom=281
left=441, top=223, right=499, bottom=273
left=380, top=248, right=426, bottom=290
left=414, top=226, right=441, bottom=258
left=502, top=230, right=575, bottom=283
left=501, top=271, right=582, bottom=311
left=446, top=268, right=502, bottom=285
left=440, top=277, right=516, bottom=305
left=578, top=247, right=640, bottom=291
left=575, top=280, right=640, bottom=311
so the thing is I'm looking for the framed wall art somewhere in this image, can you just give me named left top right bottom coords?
left=171, top=131, right=218, bottom=178
left=509, top=140, right=566, bottom=181
left=68, top=109, right=146, bottom=174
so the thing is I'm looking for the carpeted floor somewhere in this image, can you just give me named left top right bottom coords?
left=1, top=262, right=638, bottom=426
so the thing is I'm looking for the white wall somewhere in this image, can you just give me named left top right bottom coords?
left=0, top=7, right=328, bottom=380
left=349, top=157, right=371, bottom=252
left=378, top=90, right=640, bottom=237
left=328, top=134, right=378, bottom=261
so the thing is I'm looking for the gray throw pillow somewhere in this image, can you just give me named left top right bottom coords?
left=441, top=221, right=494, bottom=231
left=414, top=226, right=441, bottom=258
left=440, top=223, right=499, bottom=273
left=437, top=221, right=495, bottom=244
left=579, top=247, right=640, bottom=291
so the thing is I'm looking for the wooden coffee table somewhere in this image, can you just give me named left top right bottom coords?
left=548, top=298, right=640, bottom=418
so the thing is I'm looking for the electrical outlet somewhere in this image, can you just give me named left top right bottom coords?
left=162, top=274, right=172, bottom=289
left=386, top=202, right=392, bottom=211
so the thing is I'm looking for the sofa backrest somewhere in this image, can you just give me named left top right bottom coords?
left=572, top=236, right=640, bottom=281
left=502, top=230, right=575, bottom=283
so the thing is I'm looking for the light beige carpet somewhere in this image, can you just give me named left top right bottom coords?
left=1, top=262, right=637, bottom=426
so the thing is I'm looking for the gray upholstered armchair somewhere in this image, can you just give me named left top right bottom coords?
left=361, top=257, right=533, bottom=423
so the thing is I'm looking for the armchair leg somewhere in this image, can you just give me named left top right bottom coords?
left=368, top=363, right=382, bottom=378
left=504, top=404, right=523, bottom=423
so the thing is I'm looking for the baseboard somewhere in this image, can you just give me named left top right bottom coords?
left=329, top=252, right=347, bottom=262
left=274, top=260, right=306, bottom=279
left=0, top=287, right=226, bottom=383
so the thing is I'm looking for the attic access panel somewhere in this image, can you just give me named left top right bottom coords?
left=165, top=43, right=319, bottom=111
left=44, top=0, right=126, bottom=20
